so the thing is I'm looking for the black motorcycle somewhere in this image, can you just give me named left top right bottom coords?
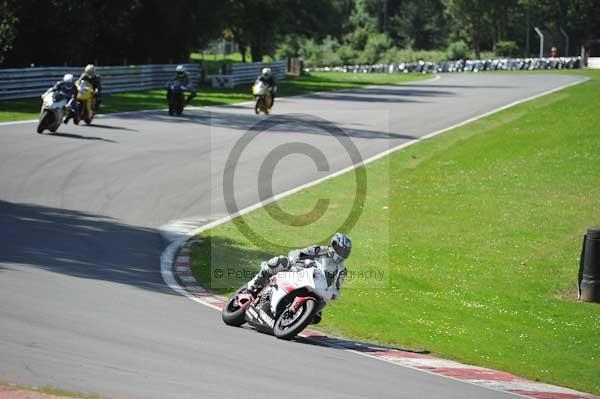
left=166, top=80, right=189, bottom=116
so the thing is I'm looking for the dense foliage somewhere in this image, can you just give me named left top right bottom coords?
left=1, top=0, right=599, bottom=67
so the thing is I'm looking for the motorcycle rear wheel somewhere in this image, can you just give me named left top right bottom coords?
left=273, top=299, right=317, bottom=340
left=221, top=286, right=249, bottom=327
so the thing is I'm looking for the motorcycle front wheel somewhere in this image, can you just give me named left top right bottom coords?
left=221, top=286, right=249, bottom=327
left=37, top=110, right=51, bottom=134
left=273, top=299, right=317, bottom=340
left=175, top=93, right=184, bottom=116
left=254, top=98, right=263, bottom=115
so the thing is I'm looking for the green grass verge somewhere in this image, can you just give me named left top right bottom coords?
left=189, top=70, right=600, bottom=394
left=0, top=72, right=428, bottom=122
left=0, top=381, right=103, bottom=398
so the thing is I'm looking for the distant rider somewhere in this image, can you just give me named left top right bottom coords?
left=52, top=74, right=78, bottom=124
left=168, top=64, right=196, bottom=105
left=257, top=67, right=277, bottom=107
left=246, top=233, right=352, bottom=323
left=79, top=64, right=102, bottom=110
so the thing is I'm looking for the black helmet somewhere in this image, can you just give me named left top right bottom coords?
left=330, top=232, right=352, bottom=262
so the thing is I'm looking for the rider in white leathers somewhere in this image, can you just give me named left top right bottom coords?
left=247, top=232, right=352, bottom=303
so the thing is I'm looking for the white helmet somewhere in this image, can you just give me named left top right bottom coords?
left=84, top=64, right=96, bottom=77
left=63, top=73, right=74, bottom=88
left=176, top=64, right=185, bottom=73
left=262, top=67, right=271, bottom=76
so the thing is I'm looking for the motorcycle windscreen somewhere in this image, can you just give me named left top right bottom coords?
left=315, top=256, right=339, bottom=287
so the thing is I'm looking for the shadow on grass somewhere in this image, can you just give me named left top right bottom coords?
left=191, top=234, right=273, bottom=293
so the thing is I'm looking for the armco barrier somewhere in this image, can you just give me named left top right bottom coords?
left=306, top=57, right=581, bottom=75
left=0, top=63, right=200, bottom=100
left=211, top=61, right=286, bottom=88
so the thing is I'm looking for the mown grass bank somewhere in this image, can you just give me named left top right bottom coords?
left=190, top=70, right=600, bottom=394
left=0, top=381, right=103, bottom=399
left=0, top=72, right=429, bottom=122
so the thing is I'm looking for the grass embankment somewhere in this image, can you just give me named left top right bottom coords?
left=189, top=70, right=600, bottom=394
left=0, top=72, right=428, bottom=122
left=0, top=381, right=103, bottom=399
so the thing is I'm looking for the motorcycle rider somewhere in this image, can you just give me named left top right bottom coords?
left=246, top=233, right=351, bottom=322
left=257, top=67, right=277, bottom=108
left=168, top=64, right=196, bottom=105
left=78, top=64, right=102, bottom=110
left=52, top=74, right=78, bottom=124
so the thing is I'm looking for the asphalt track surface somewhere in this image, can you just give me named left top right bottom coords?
left=0, top=73, right=585, bottom=399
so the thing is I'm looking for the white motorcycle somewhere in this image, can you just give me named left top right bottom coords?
left=37, top=88, right=69, bottom=134
left=222, top=257, right=342, bottom=340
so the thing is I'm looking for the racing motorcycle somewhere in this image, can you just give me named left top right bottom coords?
left=167, top=80, right=188, bottom=116
left=75, top=79, right=95, bottom=125
left=252, top=80, right=272, bottom=115
left=222, top=258, right=342, bottom=340
left=37, top=88, right=69, bottom=134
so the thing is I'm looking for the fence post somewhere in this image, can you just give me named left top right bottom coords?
left=534, top=27, right=544, bottom=58
left=560, top=27, right=570, bottom=57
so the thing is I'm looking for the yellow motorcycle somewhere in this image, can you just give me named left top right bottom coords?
left=75, top=79, right=95, bottom=125
left=252, top=80, right=272, bottom=115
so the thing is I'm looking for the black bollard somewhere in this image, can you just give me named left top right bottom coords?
left=579, top=228, right=600, bottom=303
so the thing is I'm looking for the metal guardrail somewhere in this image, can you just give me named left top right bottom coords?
left=211, top=61, right=286, bottom=88
left=0, top=64, right=201, bottom=100
left=306, top=57, right=581, bottom=74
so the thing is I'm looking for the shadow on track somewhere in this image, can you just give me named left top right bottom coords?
left=295, top=334, right=429, bottom=355
left=86, top=123, right=138, bottom=132
left=299, top=86, right=454, bottom=103
left=48, top=132, right=118, bottom=143
left=401, top=83, right=517, bottom=90
left=113, top=111, right=418, bottom=141
left=0, top=200, right=174, bottom=295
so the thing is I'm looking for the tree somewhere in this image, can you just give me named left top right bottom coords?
left=387, top=0, right=448, bottom=49
left=445, top=0, right=487, bottom=58
left=1, top=0, right=225, bottom=67
left=0, top=0, right=18, bottom=65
